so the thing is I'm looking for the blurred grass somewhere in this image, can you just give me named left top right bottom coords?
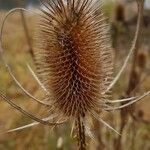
left=102, top=0, right=116, bottom=18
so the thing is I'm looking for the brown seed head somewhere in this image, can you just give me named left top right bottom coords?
left=34, top=0, right=114, bottom=119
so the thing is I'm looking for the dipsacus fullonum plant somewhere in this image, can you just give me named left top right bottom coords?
left=0, top=0, right=149, bottom=149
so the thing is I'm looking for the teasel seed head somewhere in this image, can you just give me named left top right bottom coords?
left=34, top=0, right=114, bottom=120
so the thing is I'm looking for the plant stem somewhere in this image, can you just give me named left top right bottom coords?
left=76, top=116, right=86, bottom=150
left=116, top=1, right=144, bottom=150
left=16, top=0, right=34, bottom=58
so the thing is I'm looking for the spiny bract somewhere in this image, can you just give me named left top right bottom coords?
left=34, top=0, right=113, bottom=119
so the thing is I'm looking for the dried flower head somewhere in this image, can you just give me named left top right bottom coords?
left=34, top=0, right=113, bottom=119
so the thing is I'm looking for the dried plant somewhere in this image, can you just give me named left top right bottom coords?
left=16, top=0, right=34, bottom=58
left=115, top=1, right=149, bottom=150
left=0, top=0, right=149, bottom=150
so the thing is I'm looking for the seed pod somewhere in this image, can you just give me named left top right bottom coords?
left=34, top=0, right=113, bottom=119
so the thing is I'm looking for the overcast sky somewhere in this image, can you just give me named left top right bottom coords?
left=145, top=0, right=150, bottom=8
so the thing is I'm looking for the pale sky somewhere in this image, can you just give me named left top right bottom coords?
left=145, top=0, right=150, bottom=8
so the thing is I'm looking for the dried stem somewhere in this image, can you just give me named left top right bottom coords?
left=126, top=1, right=144, bottom=94
left=0, top=91, right=65, bottom=126
left=16, top=0, right=34, bottom=58
left=76, top=116, right=86, bottom=150
left=116, top=0, right=144, bottom=150
left=20, top=10, right=34, bottom=58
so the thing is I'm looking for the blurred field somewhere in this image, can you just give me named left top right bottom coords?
left=0, top=3, right=150, bottom=150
